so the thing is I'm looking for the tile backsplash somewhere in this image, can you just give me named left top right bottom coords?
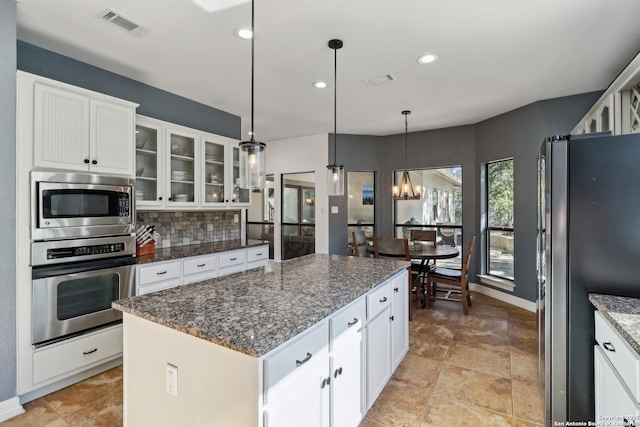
left=137, top=211, right=240, bottom=249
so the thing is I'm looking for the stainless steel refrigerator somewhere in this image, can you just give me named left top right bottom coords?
left=538, top=132, right=640, bottom=424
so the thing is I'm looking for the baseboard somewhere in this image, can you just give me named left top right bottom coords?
left=469, top=282, right=537, bottom=312
left=0, top=397, right=24, bottom=423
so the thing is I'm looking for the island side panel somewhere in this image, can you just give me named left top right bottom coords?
left=123, top=313, right=260, bottom=427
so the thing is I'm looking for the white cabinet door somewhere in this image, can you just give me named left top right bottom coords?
left=391, top=270, right=409, bottom=370
left=331, top=323, right=363, bottom=427
left=366, top=306, right=392, bottom=409
left=201, top=134, right=229, bottom=206
left=594, top=345, right=640, bottom=423
left=33, top=82, right=90, bottom=171
left=135, top=118, right=164, bottom=207
left=166, top=127, right=199, bottom=207
left=89, top=99, right=135, bottom=175
left=265, top=352, right=330, bottom=427
left=229, top=143, right=251, bottom=207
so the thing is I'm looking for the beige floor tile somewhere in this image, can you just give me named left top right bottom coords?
left=514, top=418, right=544, bottom=427
left=469, top=293, right=510, bottom=307
left=421, top=394, right=513, bottom=427
left=513, top=380, right=544, bottom=425
left=445, top=341, right=511, bottom=378
left=359, top=417, right=387, bottom=427
left=408, top=330, right=450, bottom=361
left=410, top=320, right=457, bottom=341
left=452, top=324, right=510, bottom=354
left=390, top=353, right=442, bottom=390
left=413, top=304, right=463, bottom=327
left=0, top=400, right=67, bottom=427
left=458, top=312, right=509, bottom=334
left=466, top=302, right=509, bottom=319
left=432, top=364, right=513, bottom=415
left=511, top=346, right=539, bottom=385
left=510, top=327, right=538, bottom=355
left=365, top=383, right=429, bottom=427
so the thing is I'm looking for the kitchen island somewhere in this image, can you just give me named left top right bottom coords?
left=113, top=253, right=410, bottom=427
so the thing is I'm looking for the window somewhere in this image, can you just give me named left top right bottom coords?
left=347, top=171, right=375, bottom=254
left=393, top=166, right=462, bottom=268
left=486, top=159, right=514, bottom=280
left=246, top=174, right=275, bottom=258
left=281, top=172, right=315, bottom=260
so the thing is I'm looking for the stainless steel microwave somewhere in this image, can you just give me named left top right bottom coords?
left=31, top=170, right=135, bottom=241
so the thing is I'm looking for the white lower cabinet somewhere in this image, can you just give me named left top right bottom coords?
left=390, top=271, right=409, bottom=370
left=594, top=311, right=640, bottom=423
left=365, top=280, right=393, bottom=409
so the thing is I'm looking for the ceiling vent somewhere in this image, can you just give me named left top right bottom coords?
left=364, top=74, right=396, bottom=86
left=95, top=8, right=150, bottom=37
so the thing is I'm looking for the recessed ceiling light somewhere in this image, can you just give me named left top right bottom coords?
left=417, top=54, right=438, bottom=64
left=313, top=81, right=327, bottom=89
left=235, top=28, right=253, bottom=39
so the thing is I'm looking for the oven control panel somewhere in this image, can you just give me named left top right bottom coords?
left=47, top=243, right=126, bottom=260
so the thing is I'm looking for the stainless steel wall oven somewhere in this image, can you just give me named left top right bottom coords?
left=30, top=171, right=136, bottom=347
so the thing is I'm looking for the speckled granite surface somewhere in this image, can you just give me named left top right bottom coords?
left=136, top=239, right=268, bottom=264
left=114, top=253, right=409, bottom=357
left=589, top=293, right=640, bottom=354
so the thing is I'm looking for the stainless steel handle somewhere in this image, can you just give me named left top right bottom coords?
left=230, top=257, right=237, bottom=261
left=347, top=318, right=358, bottom=327
left=603, top=342, right=616, bottom=352
left=394, top=287, right=399, bottom=292
left=83, top=348, right=98, bottom=355
left=156, top=270, right=168, bottom=275
left=379, top=297, right=387, bottom=303
left=295, top=352, right=312, bottom=367
left=197, top=264, right=206, bottom=267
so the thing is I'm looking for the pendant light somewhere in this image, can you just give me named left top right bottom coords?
left=238, top=0, right=266, bottom=189
left=393, top=110, right=421, bottom=200
left=327, top=39, right=345, bottom=196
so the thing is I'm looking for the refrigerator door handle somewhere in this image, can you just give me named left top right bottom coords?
left=603, top=341, right=616, bottom=352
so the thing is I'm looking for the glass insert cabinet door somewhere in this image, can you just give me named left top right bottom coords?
left=230, top=145, right=250, bottom=205
left=135, top=122, right=160, bottom=205
left=202, top=137, right=227, bottom=204
left=167, top=129, right=197, bottom=205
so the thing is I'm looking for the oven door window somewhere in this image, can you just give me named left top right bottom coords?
left=57, top=273, right=120, bottom=320
left=43, top=189, right=129, bottom=218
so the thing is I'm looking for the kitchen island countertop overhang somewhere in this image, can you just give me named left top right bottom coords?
left=112, top=253, right=410, bottom=357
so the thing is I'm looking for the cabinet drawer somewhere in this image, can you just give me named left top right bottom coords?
left=218, top=250, right=246, bottom=268
left=247, top=246, right=268, bottom=263
left=33, top=325, right=122, bottom=383
left=595, top=311, right=640, bottom=402
left=183, top=254, right=217, bottom=276
left=331, top=298, right=366, bottom=341
left=264, top=321, right=329, bottom=392
left=138, top=278, right=182, bottom=295
left=138, top=261, right=181, bottom=285
left=367, top=280, right=392, bottom=320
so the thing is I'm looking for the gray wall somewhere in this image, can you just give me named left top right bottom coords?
left=17, top=41, right=240, bottom=139
left=0, top=0, right=17, bottom=402
left=476, top=92, right=601, bottom=301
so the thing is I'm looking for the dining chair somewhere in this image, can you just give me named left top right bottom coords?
left=372, top=237, right=414, bottom=320
left=409, top=229, right=437, bottom=308
left=352, top=230, right=368, bottom=257
left=426, top=234, right=476, bottom=315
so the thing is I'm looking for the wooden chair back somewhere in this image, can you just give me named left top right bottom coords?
left=410, top=229, right=437, bottom=246
left=373, top=237, right=410, bottom=260
left=352, top=230, right=368, bottom=257
left=460, top=234, right=476, bottom=279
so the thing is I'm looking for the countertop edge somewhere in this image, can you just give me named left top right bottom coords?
left=589, top=293, right=640, bottom=355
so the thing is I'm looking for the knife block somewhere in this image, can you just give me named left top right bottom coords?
left=136, top=241, right=155, bottom=257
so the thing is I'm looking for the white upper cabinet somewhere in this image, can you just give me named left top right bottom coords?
left=26, top=73, right=137, bottom=175
left=135, top=115, right=251, bottom=210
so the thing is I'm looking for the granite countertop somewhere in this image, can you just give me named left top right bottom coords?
left=113, top=253, right=409, bottom=357
left=136, top=239, right=268, bottom=264
left=589, top=293, right=640, bottom=354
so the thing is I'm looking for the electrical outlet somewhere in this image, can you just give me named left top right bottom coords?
left=234, top=213, right=239, bottom=223
left=166, top=363, right=178, bottom=397
left=331, top=206, right=339, bottom=214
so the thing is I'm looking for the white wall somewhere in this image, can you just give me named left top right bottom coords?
left=266, top=134, right=329, bottom=260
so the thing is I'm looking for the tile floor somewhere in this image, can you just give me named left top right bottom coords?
left=1, top=293, right=543, bottom=427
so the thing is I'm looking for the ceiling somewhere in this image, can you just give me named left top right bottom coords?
left=16, top=0, right=640, bottom=142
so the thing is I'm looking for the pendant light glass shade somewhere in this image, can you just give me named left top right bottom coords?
left=393, top=110, right=421, bottom=200
left=239, top=0, right=266, bottom=189
left=327, top=39, right=344, bottom=196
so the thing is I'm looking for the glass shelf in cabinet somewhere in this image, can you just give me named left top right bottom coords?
left=171, top=154, right=195, bottom=161
left=136, top=148, right=157, bottom=155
